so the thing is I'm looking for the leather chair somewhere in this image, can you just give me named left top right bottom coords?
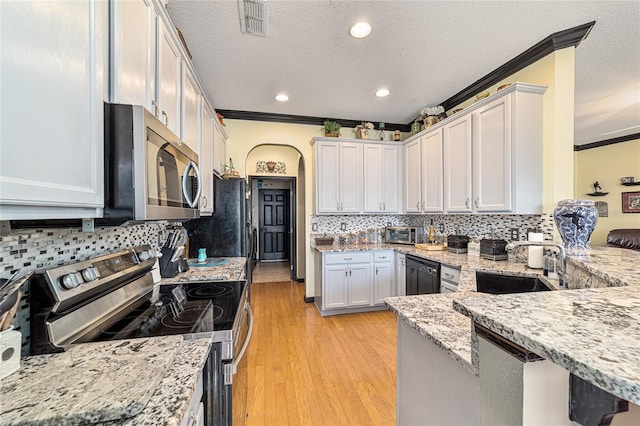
left=606, top=229, right=640, bottom=251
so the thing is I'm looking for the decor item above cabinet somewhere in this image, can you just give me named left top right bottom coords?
left=0, top=0, right=107, bottom=220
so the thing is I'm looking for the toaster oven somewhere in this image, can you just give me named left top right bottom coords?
left=385, top=227, right=424, bottom=245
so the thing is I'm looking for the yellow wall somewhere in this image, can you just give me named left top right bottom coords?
left=574, top=138, right=640, bottom=246
left=245, top=144, right=301, bottom=177
left=222, top=120, right=323, bottom=295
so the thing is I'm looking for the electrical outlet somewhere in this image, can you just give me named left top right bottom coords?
left=439, top=223, right=445, bottom=233
left=510, top=228, right=520, bottom=241
left=340, top=223, right=347, bottom=231
left=311, top=223, right=318, bottom=232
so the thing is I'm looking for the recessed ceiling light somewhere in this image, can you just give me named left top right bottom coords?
left=275, top=94, right=289, bottom=102
left=376, top=88, right=390, bottom=97
left=349, top=22, right=372, bottom=39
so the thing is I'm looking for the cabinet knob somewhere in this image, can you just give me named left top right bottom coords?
left=465, top=198, right=470, bottom=208
left=383, top=202, right=386, bottom=210
left=444, top=272, right=454, bottom=279
left=475, top=197, right=479, bottom=208
left=161, top=110, right=168, bottom=126
left=201, top=196, right=207, bottom=208
left=376, top=267, right=379, bottom=275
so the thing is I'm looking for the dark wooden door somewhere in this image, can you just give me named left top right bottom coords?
left=259, top=189, right=289, bottom=261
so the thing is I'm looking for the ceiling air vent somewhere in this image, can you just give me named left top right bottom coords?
left=238, top=0, right=268, bottom=37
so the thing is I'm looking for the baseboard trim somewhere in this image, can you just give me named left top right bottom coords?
left=296, top=278, right=305, bottom=283
left=304, top=296, right=314, bottom=303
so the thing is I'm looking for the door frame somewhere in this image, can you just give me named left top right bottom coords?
left=248, top=176, right=297, bottom=280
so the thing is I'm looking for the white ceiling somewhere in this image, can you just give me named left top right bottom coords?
left=167, top=0, right=640, bottom=145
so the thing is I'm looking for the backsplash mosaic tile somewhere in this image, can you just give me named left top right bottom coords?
left=311, top=213, right=556, bottom=242
left=0, top=222, right=169, bottom=355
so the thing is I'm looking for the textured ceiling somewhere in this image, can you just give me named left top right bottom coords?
left=167, top=0, right=640, bottom=145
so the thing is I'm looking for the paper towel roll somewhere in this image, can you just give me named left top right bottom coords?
left=1, top=327, right=21, bottom=379
left=528, top=232, right=544, bottom=269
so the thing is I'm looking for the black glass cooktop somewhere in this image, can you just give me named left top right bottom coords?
left=97, top=281, right=245, bottom=341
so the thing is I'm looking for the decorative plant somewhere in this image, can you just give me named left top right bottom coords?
left=420, top=106, right=445, bottom=118
left=354, top=121, right=374, bottom=132
left=324, top=119, right=341, bottom=136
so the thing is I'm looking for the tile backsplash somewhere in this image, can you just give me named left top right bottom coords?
left=0, top=222, right=168, bottom=279
left=311, top=213, right=556, bottom=242
left=1, top=222, right=169, bottom=355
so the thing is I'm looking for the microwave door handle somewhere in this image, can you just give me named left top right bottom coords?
left=182, top=161, right=201, bottom=208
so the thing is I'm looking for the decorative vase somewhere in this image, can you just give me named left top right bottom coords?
left=553, top=199, right=598, bottom=251
left=357, top=128, right=369, bottom=139
left=424, top=116, right=439, bottom=128
left=266, top=161, right=276, bottom=172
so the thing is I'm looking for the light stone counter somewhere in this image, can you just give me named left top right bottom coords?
left=159, top=256, right=246, bottom=283
left=314, top=241, right=640, bottom=388
left=453, top=285, right=640, bottom=404
left=0, top=336, right=211, bottom=425
left=121, top=338, right=212, bottom=425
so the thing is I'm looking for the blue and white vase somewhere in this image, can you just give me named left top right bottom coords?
left=553, top=199, right=598, bottom=251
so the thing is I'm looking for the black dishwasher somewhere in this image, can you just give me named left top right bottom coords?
left=405, top=255, right=440, bottom=295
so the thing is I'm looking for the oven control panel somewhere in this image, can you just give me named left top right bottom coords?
left=42, top=245, right=157, bottom=312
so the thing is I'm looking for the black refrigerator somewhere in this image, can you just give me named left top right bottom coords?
left=185, top=177, right=255, bottom=281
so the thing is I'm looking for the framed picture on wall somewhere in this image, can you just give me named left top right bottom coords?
left=622, top=191, right=640, bottom=213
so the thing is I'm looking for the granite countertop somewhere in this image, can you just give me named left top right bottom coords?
left=121, top=338, right=211, bottom=425
left=0, top=336, right=210, bottom=425
left=159, top=256, right=246, bottom=284
left=320, top=244, right=640, bottom=384
left=453, top=285, right=640, bottom=405
left=313, top=241, right=562, bottom=374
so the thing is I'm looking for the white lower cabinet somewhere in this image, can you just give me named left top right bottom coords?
left=373, top=251, right=394, bottom=304
left=395, top=252, right=406, bottom=297
left=347, top=264, right=372, bottom=307
left=0, top=0, right=107, bottom=220
left=315, top=250, right=394, bottom=316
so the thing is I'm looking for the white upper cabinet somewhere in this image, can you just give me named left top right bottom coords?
left=0, top=0, right=107, bottom=219
left=473, top=95, right=512, bottom=212
left=403, top=138, right=422, bottom=213
left=200, top=102, right=215, bottom=215
left=421, top=130, right=444, bottom=212
left=110, top=0, right=155, bottom=108
left=182, top=65, right=202, bottom=154
left=364, top=144, right=400, bottom=213
left=313, top=139, right=363, bottom=214
left=213, top=117, right=227, bottom=175
left=443, top=115, right=473, bottom=213
left=157, top=16, right=182, bottom=136
left=477, top=85, right=545, bottom=214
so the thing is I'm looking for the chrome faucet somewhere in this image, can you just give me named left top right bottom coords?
left=505, top=240, right=566, bottom=286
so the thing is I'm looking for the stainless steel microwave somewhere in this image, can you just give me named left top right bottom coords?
left=385, top=226, right=424, bottom=244
left=102, top=103, right=201, bottom=224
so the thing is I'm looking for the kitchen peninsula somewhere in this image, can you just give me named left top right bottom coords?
left=384, top=245, right=640, bottom=425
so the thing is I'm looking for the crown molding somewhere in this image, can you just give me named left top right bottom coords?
left=216, top=109, right=412, bottom=132
left=574, top=132, right=640, bottom=151
left=436, top=21, right=596, bottom=114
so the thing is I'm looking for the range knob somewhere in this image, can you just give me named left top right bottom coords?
left=61, top=272, right=84, bottom=289
left=138, top=251, right=150, bottom=261
left=81, top=266, right=100, bottom=282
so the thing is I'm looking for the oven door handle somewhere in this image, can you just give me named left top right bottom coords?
left=232, top=303, right=254, bottom=374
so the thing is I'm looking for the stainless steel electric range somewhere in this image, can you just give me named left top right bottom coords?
left=28, top=245, right=252, bottom=426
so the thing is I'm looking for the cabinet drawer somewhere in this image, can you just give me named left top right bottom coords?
left=374, top=251, right=393, bottom=263
left=441, top=265, right=461, bottom=284
left=324, top=252, right=371, bottom=265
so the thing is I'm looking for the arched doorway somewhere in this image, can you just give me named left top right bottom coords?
left=245, top=144, right=306, bottom=282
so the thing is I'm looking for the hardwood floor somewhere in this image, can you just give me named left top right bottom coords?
left=252, top=261, right=291, bottom=283
left=246, top=280, right=397, bottom=426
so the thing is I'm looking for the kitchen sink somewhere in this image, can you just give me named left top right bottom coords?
left=475, top=271, right=551, bottom=294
